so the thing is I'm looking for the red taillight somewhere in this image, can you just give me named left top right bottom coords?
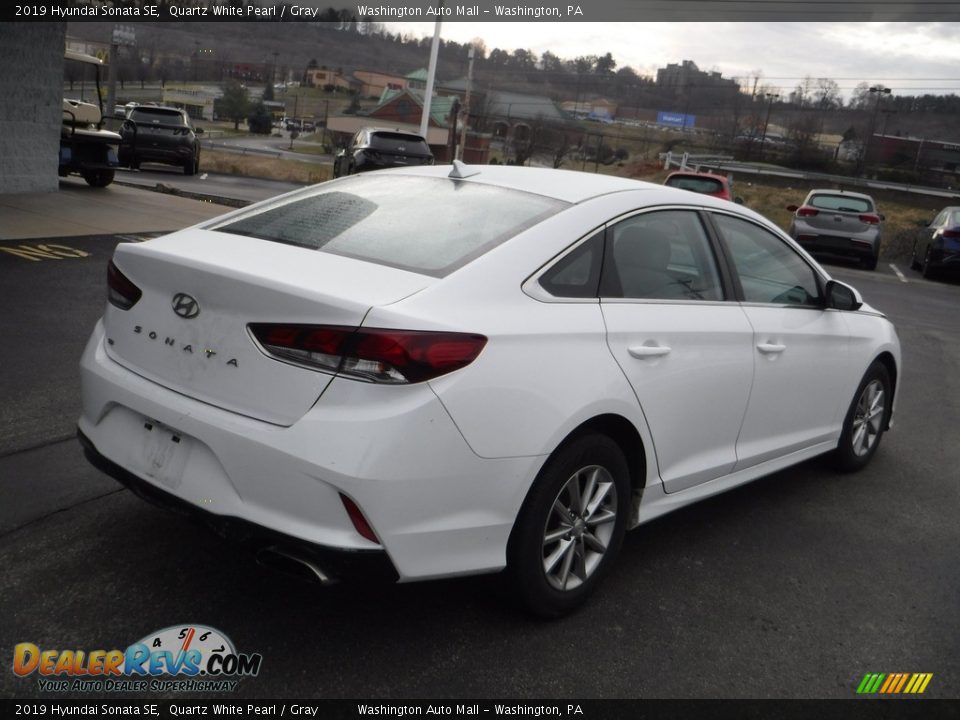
left=339, top=493, right=378, bottom=544
left=796, top=206, right=819, bottom=217
left=859, top=214, right=881, bottom=225
left=248, top=324, right=487, bottom=384
left=107, top=260, right=142, bottom=310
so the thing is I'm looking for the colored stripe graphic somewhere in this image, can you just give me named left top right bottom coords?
left=857, top=673, right=933, bottom=694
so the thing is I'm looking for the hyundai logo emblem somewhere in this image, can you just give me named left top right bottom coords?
left=171, top=293, right=200, bottom=319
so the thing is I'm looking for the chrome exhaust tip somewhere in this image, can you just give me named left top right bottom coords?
left=256, top=546, right=338, bottom=586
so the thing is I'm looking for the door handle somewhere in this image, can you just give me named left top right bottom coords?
left=756, top=343, right=786, bottom=354
left=628, top=344, right=671, bottom=358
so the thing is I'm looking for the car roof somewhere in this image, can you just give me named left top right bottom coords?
left=379, top=164, right=667, bottom=204
left=129, top=104, right=184, bottom=114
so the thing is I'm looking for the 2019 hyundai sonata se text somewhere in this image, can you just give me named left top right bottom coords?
left=78, top=164, right=900, bottom=616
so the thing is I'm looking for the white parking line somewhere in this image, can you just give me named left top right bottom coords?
left=889, top=263, right=908, bottom=283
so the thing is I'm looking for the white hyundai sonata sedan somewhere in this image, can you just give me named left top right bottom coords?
left=79, top=164, right=900, bottom=616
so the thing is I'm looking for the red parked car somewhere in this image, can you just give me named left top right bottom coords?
left=664, top=171, right=743, bottom=204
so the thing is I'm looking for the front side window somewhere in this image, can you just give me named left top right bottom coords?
left=713, top=214, right=822, bottom=306
left=601, top=210, right=723, bottom=301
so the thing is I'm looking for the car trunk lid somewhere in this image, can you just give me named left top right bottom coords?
left=102, top=229, right=432, bottom=426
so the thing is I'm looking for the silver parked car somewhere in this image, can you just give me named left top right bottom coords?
left=787, top=189, right=884, bottom=270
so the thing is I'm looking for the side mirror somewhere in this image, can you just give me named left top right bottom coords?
left=195, top=127, right=204, bottom=135
left=825, top=279, right=863, bottom=311
left=734, top=197, right=744, bottom=205
left=786, top=204, right=799, bottom=212
left=878, top=213, right=885, bottom=221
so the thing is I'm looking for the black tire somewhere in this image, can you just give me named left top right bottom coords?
left=183, top=154, right=197, bottom=176
left=833, top=361, right=892, bottom=472
left=921, top=246, right=936, bottom=279
left=910, top=247, right=922, bottom=271
left=861, top=254, right=879, bottom=271
left=508, top=433, right=631, bottom=618
left=82, top=169, right=114, bottom=188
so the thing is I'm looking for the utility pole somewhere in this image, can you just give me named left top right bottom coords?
left=419, top=10, right=442, bottom=139
left=863, top=86, right=892, bottom=175
left=106, top=25, right=135, bottom=116
left=456, top=45, right=475, bottom=161
left=759, top=92, right=779, bottom=160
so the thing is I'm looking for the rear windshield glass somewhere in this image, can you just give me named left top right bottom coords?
left=666, top=176, right=725, bottom=194
left=369, top=132, right=431, bottom=155
left=212, top=175, right=568, bottom=276
left=131, top=108, right=186, bottom=125
left=809, top=194, right=873, bottom=213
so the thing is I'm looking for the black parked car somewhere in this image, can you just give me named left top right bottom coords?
left=333, top=127, right=433, bottom=178
left=911, top=206, right=960, bottom=279
left=119, top=106, right=203, bottom=175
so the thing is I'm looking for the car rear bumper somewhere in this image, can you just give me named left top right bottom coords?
left=928, top=248, right=960, bottom=271
left=792, top=233, right=878, bottom=261
left=77, top=428, right=399, bottom=584
left=78, top=320, right=540, bottom=582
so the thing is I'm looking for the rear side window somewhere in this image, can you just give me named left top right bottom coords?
left=212, top=175, right=567, bottom=277
left=369, top=132, right=430, bottom=155
left=808, top=194, right=873, bottom=213
left=666, top=175, right=725, bottom=194
left=539, top=231, right=604, bottom=298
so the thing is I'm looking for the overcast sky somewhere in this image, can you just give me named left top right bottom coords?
left=382, top=22, right=960, bottom=97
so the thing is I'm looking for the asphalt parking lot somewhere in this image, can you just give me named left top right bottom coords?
left=1, top=211, right=958, bottom=699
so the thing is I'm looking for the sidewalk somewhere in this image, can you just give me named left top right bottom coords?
left=0, top=178, right=231, bottom=241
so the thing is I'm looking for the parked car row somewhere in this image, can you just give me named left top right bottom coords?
left=665, top=173, right=955, bottom=281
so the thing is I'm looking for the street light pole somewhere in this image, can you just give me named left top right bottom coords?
left=864, top=85, right=892, bottom=175
left=759, top=92, right=779, bottom=160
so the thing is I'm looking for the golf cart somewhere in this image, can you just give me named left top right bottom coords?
left=60, top=50, right=121, bottom=187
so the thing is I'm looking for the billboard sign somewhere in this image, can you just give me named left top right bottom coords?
left=656, top=111, right=695, bottom=129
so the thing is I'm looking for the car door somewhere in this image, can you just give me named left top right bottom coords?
left=600, top=208, right=755, bottom=493
left=709, top=212, right=851, bottom=469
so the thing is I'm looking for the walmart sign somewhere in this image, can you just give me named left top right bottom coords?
left=656, top=111, right=696, bottom=129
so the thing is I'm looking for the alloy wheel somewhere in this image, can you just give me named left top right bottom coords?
left=851, top=379, right=885, bottom=457
left=541, top=465, right=618, bottom=591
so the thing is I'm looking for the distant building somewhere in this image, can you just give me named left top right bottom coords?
left=162, top=85, right=222, bottom=120
left=327, top=88, right=489, bottom=163
left=561, top=99, right=618, bottom=120
left=304, top=67, right=355, bottom=92
left=405, top=68, right=429, bottom=93
left=353, top=69, right=407, bottom=99
left=873, top=134, right=960, bottom=182
left=656, top=60, right=738, bottom=91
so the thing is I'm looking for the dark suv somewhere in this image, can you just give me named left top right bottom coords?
left=119, top=106, right=203, bottom=175
left=333, top=128, right=433, bottom=177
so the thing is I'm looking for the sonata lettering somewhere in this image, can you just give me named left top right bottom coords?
left=131, top=327, right=237, bottom=367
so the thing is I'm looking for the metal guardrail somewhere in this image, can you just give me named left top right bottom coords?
left=201, top=140, right=282, bottom=159
left=660, top=151, right=960, bottom=201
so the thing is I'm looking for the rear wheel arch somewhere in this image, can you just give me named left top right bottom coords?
left=511, top=413, right=647, bottom=543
